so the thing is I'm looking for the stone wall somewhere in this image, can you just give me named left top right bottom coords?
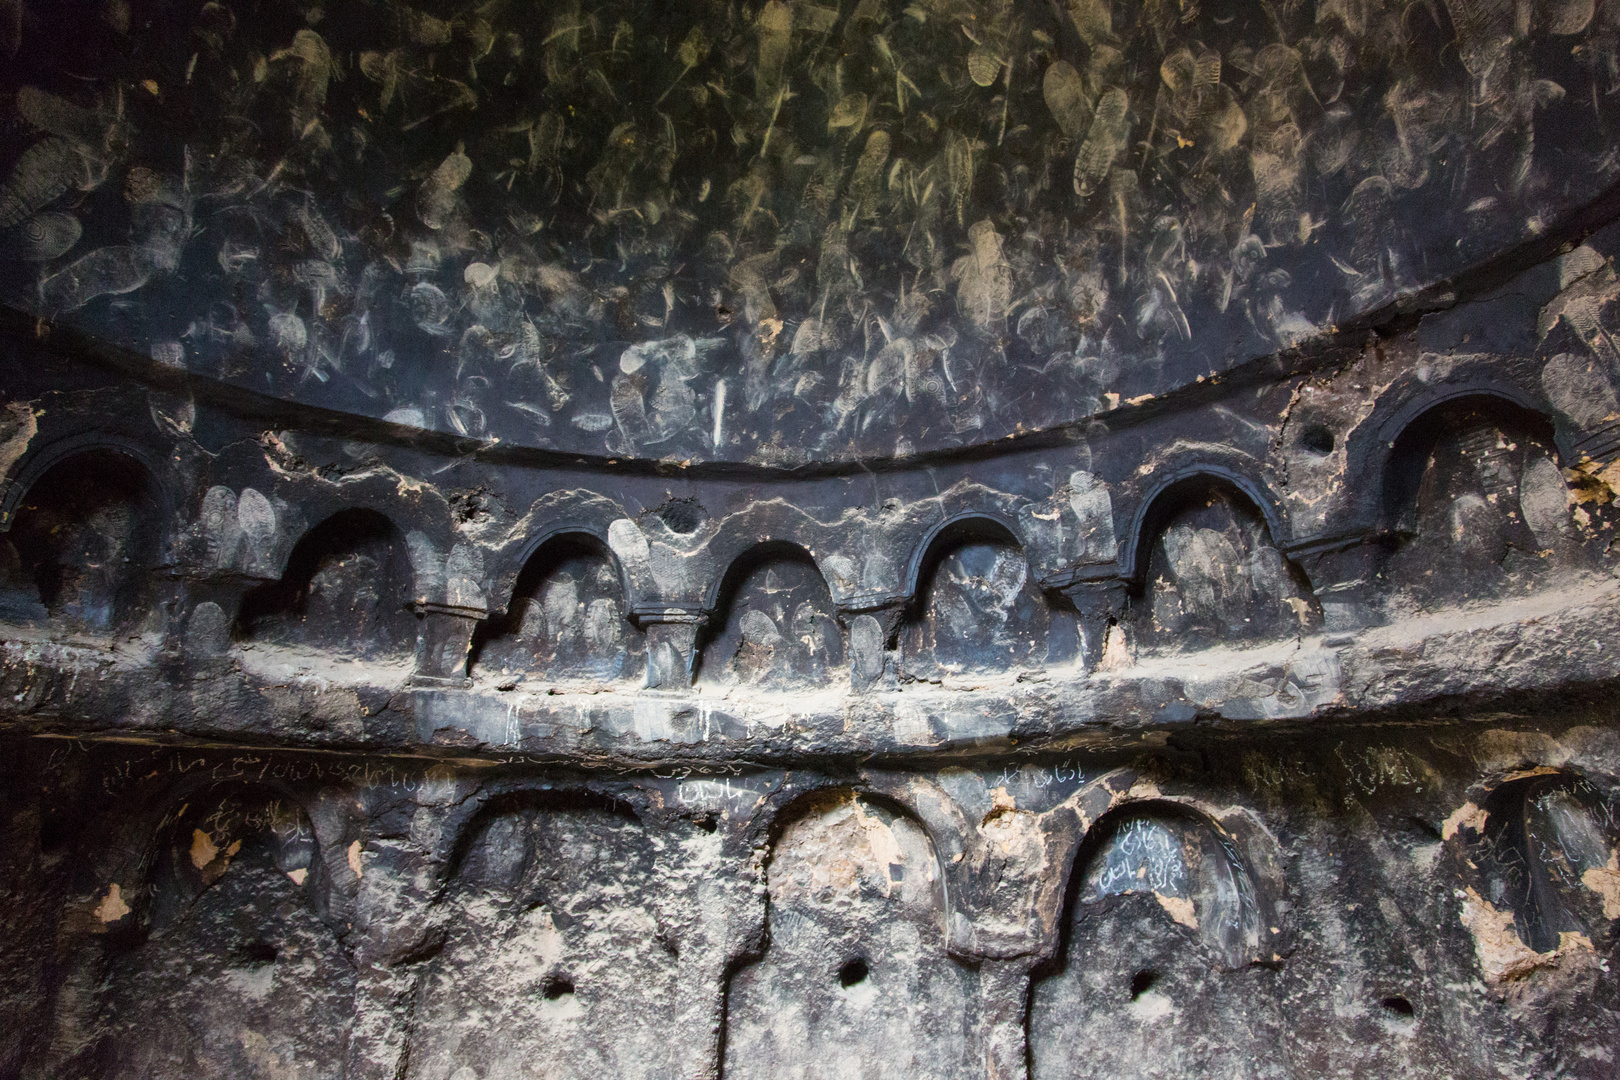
left=5, top=0, right=1620, bottom=1076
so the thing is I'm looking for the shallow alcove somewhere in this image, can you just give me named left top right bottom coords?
left=1128, top=483, right=1317, bottom=654
left=1380, top=398, right=1583, bottom=609
left=1467, top=772, right=1620, bottom=956
left=695, top=544, right=842, bottom=689
left=96, top=790, right=352, bottom=1080
left=1029, top=807, right=1274, bottom=1080
left=899, top=521, right=1069, bottom=679
left=723, top=790, right=973, bottom=1080
left=0, top=449, right=160, bottom=632
left=404, top=794, right=721, bottom=1080
left=234, top=509, right=416, bottom=659
left=469, top=534, right=642, bottom=683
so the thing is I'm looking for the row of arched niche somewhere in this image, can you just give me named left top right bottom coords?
left=70, top=764, right=1620, bottom=1080
left=0, top=393, right=1598, bottom=686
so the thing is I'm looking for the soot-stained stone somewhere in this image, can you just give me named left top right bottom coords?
left=405, top=798, right=722, bottom=1080
left=900, top=537, right=1070, bottom=679
left=470, top=538, right=643, bottom=684
left=93, top=793, right=352, bottom=1080
left=235, top=508, right=417, bottom=660
left=0, top=448, right=159, bottom=633
left=1130, top=486, right=1317, bottom=654
left=3, top=0, right=1618, bottom=465
left=725, top=791, right=975, bottom=1080
left=6, top=1, right=1620, bottom=1076
left=1380, top=398, right=1591, bottom=611
left=1030, top=892, right=1287, bottom=1080
left=696, top=550, right=842, bottom=689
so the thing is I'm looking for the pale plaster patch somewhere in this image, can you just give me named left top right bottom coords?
left=1580, top=851, right=1620, bottom=919
left=1441, top=801, right=1489, bottom=841
left=94, top=883, right=130, bottom=923
left=190, top=828, right=220, bottom=870
left=1459, top=887, right=1593, bottom=983
left=1096, top=623, right=1132, bottom=671
left=1155, top=893, right=1199, bottom=929
left=0, top=401, right=38, bottom=484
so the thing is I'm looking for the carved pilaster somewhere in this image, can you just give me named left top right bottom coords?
left=1283, top=532, right=1387, bottom=632
left=837, top=594, right=909, bottom=692
left=412, top=601, right=487, bottom=686
left=1050, top=569, right=1128, bottom=673
left=975, top=958, right=1035, bottom=1080
left=634, top=606, right=709, bottom=690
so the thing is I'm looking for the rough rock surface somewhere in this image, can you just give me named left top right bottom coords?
left=4, top=1, right=1620, bottom=1078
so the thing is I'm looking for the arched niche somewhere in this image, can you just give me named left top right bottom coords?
left=97, top=788, right=352, bottom=1079
left=1463, top=772, right=1620, bottom=957
left=1380, top=397, right=1583, bottom=607
left=1128, top=481, right=1317, bottom=654
left=405, top=792, right=720, bottom=1080
left=900, top=519, right=1068, bottom=678
left=724, top=789, right=973, bottom=1080
left=695, top=543, right=842, bottom=689
left=1029, top=805, right=1271, bottom=1080
left=468, top=533, right=641, bottom=683
left=234, top=508, right=416, bottom=659
left=0, top=449, right=160, bottom=632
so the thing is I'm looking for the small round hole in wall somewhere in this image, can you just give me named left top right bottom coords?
left=542, top=975, right=575, bottom=1000
left=1301, top=423, right=1336, bottom=456
left=1129, top=970, right=1157, bottom=1000
left=1381, top=995, right=1414, bottom=1018
left=241, top=939, right=279, bottom=966
left=656, top=498, right=708, bottom=535
left=838, top=958, right=869, bottom=987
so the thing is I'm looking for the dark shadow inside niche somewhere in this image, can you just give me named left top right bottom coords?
left=1469, top=773, right=1620, bottom=955
left=96, top=788, right=352, bottom=1080
left=900, top=521, right=1070, bottom=679
left=1127, top=482, right=1318, bottom=655
left=1380, top=398, right=1583, bottom=608
left=468, top=535, right=642, bottom=683
left=0, top=450, right=160, bottom=632
left=695, top=543, right=842, bottom=690
left=234, top=508, right=416, bottom=659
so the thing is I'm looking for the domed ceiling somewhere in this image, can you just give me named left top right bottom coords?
left=1, top=0, right=1616, bottom=465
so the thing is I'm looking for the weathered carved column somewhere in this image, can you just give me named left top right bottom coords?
left=411, top=601, right=486, bottom=686
left=635, top=605, right=709, bottom=690
left=837, top=594, right=909, bottom=692
left=671, top=847, right=768, bottom=1080
left=1050, top=569, right=1128, bottom=673
left=336, top=776, right=478, bottom=1080
left=975, top=958, right=1035, bottom=1080
left=1283, top=532, right=1386, bottom=632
